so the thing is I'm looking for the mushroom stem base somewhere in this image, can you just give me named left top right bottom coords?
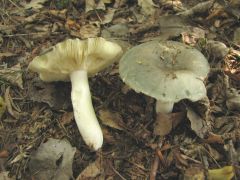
left=156, top=100, right=174, bottom=114
left=70, top=70, right=103, bottom=150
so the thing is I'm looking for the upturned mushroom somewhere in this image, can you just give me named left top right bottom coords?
left=119, top=40, right=209, bottom=113
left=28, top=37, right=123, bottom=150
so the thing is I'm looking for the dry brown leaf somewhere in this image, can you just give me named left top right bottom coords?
left=0, top=96, right=6, bottom=119
left=187, top=107, right=208, bottom=138
left=145, top=15, right=195, bottom=41
left=21, top=0, right=48, bottom=10
left=160, top=0, right=184, bottom=12
left=0, top=63, right=23, bottom=89
left=138, top=0, right=157, bottom=16
left=28, top=79, right=71, bottom=110
left=103, top=0, right=113, bottom=3
left=4, top=87, right=20, bottom=119
left=181, top=27, right=205, bottom=45
left=0, top=171, right=15, bottom=180
left=154, top=112, right=185, bottom=136
left=178, top=1, right=214, bottom=17
left=226, top=88, right=240, bottom=111
left=99, top=109, right=123, bottom=130
left=0, top=52, right=17, bottom=60
left=0, top=150, right=9, bottom=158
left=205, top=133, right=224, bottom=144
left=102, top=8, right=116, bottom=24
left=85, top=0, right=105, bottom=12
left=29, top=138, right=76, bottom=180
left=205, top=144, right=222, bottom=161
left=233, top=27, right=240, bottom=44
left=49, top=9, right=67, bottom=19
left=60, top=112, right=74, bottom=126
left=76, top=158, right=101, bottom=179
left=206, top=40, right=229, bottom=60
left=79, top=24, right=100, bottom=39
left=102, top=127, right=115, bottom=144
left=184, top=167, right=205, bottom=180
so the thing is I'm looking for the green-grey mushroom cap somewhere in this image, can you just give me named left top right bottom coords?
left=119, top=41, right=210, bottom=103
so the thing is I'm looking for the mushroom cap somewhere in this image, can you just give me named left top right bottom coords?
left=119, top=41, right=210, bottom=102
left=28, top=37, right=123, bottom=82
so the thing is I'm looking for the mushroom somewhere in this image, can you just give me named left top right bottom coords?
left=28, top=37, right=123, bottom=150
left=119, top=40, right=209, bottom=113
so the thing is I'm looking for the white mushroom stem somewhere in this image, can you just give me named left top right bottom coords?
left=70, top=70, right=103, bottom=150
left=155, top=100, right=174, bottom=114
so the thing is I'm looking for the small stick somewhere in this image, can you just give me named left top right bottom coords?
left=150, top=151, right=160, bottom=180
left=156, top=148, right=167, bottom=168
left=110, top=163, right=127, bottom=180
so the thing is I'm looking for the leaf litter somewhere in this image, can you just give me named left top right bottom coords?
left=29, top=138, right=76, bottom=180
left=0, top=0, right=240, bottom=179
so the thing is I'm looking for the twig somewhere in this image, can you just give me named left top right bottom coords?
left=94, top=9, right=103, bottom=24
left=110, top=163, right=127, bottom=180
left=126, top=159, right=149, bottom=172
left=202, top=146, right=221, bottom=168
left=156, top=148, right=167, bottom=168
left=2, top=31, right=63, bottom=37
left=150, top=152, right=160, bottom=180
left=8, top=0, right=22, bottom=11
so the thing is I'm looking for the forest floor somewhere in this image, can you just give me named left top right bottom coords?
left=0, top=0, right=240, bottom=179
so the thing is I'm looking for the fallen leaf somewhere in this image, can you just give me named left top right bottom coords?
left=181, top=27, right=205, bottom=45
left=79, top=24, right=100, bottom=39
left=99, top=109, right=123, bottom=130
left=28, top=79, right=71, bottom=110
left=107, top=23, right=129, bottom=35
left=205, top=144, right=222, bottom=161
left=102, top=8, right=116, bottom=24
left=0, top=171, right=15, bottom=180
left=29, top=138, right=76, bottom=180
left=138, top=0, right=157, bottom=16
left=4, top=87, right=20, bottom=119
left=184, top=167, right=205, bottom=180
left=60, top=112, right=74, bottom=126
left=10, top=151, right=28, bottom=164
left=103, top=0, right=113, bottom=3
left=177, top=1, right=214, bottom=17
left=76, top=158, right=101, bottom=179
left=205, top=133, right=224, bottom=144
left=160, top=0, right=184, bottom=12
left=85, top=0, right=105, bottom=12
left=22, top=0, right=48, bottom=10
left=208, top=166, right=234, bottom=180
left=102, top=127, right=116, bottom=143
left=154, top=112, right=185, bottom=136
left=226, top=88, right=240, bottom=111
left=55, top=0, right=70, bottom=9
left=0, top=63, right=23, bottom=89
left=233, top=27, right=240, bottom=44
left=0, top=150, right=9, bottom=158
left=143, top=15, right=195, bottom=41
left=187, top=107, right=208, bottom=138
left=0, top=52, right=17, bottom=60
left=0, top=96, right=6, bottom=119
left=206, top=40, right=229, bottom=60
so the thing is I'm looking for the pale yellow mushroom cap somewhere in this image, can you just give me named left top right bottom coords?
left=28, top=37, right=123, bottom=81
